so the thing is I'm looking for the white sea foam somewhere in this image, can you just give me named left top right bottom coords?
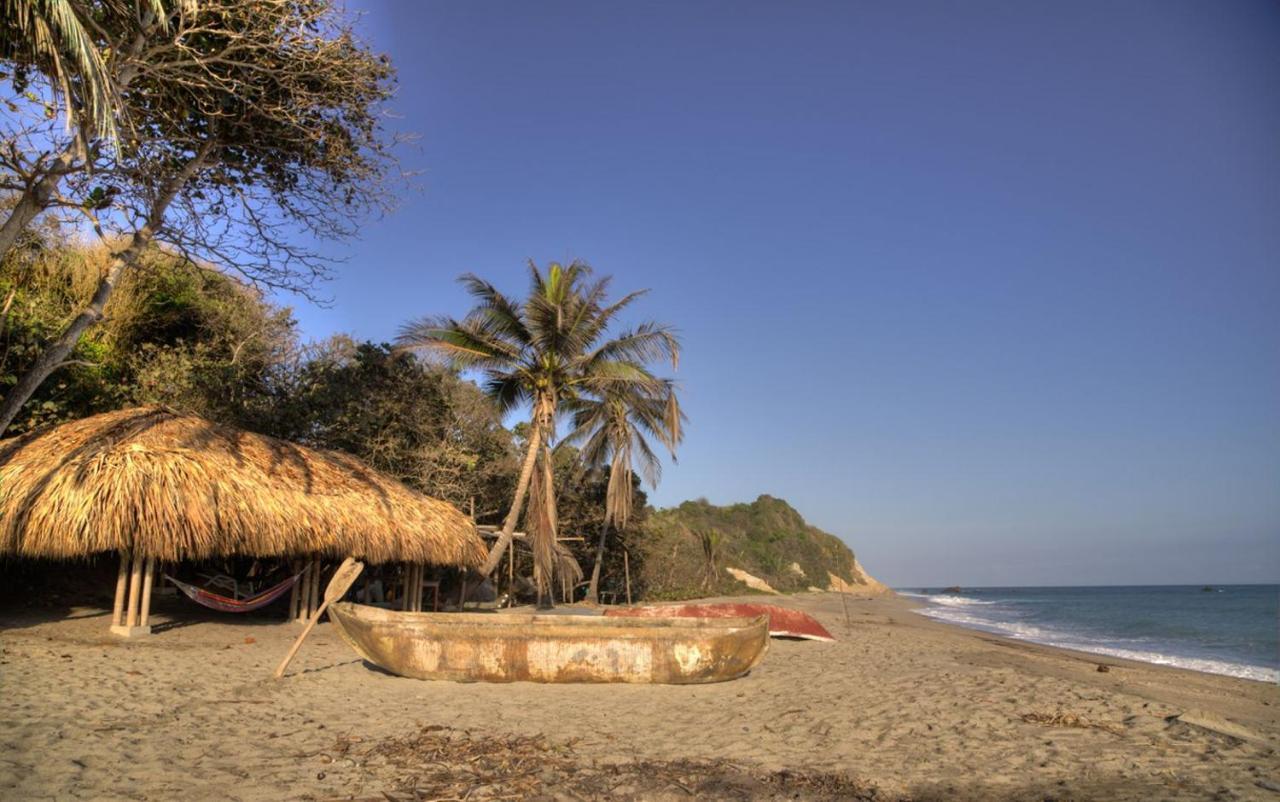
left=915, top=604, right=1278, bottom=683
left=924, top=594, right=997, bottom=607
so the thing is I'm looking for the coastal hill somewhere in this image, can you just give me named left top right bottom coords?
left=635, top=495, right=887, bottom=600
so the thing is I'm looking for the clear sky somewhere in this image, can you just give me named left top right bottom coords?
left=277, top=0, right=1280, bottom=587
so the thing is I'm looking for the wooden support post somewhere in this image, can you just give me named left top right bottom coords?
left=294, top=563, right=305, bottom=621
left=288, top=560, right=301, bottom=621
left=125, top=551, right=144, bottom=626
left=414, top=565, right=423, bottom=611
left=399, top=562, right=409, bottom=611
left=112, top=550, right=130, bottom=627
left=406, top=564, right=416, bottom=612
left=298, top=559, right=312, bottom=622
left=308, top=558, right=321, bottom=619
left=297, top=560, right=308, bottom=620
left=623, top=549, right=632, bottom=605
left=139, top=557, right=156, bottom=629
left=111, top=551, right=152, bottom=637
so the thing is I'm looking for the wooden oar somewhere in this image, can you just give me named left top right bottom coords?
left=273, top=556, right=364, bottom=679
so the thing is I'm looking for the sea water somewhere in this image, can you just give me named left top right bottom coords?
left=899, top=585, right=1278, bottom=682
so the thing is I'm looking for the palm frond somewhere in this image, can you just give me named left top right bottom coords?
left=8, top=0, right=120, bottom=144
left=583, top=322, right=680, bottom=371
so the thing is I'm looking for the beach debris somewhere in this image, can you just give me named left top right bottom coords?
left=327, top=725, right=882, bottom=801
left=1096, top=664, right=1111, bottom=673
left=1020, top=710, right=1125, bottom=736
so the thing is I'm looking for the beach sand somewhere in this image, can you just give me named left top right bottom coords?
left=1, top=591, right=1276, bottom=800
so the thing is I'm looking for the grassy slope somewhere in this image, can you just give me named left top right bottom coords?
left=635, top=495, right=866, bottom=601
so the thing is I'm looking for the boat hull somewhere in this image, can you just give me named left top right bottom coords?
left=605, top=603, right=836, bottom=642
left=326, top=602, right=770, bottom=684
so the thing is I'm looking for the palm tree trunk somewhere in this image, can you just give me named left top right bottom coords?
left=479, top=411, right=542, bottom=575
left=530, top=439, right=558, bottom=608
left=586, top=520, right=610, bottom=604
left=0, top=143, right=210, bottom=437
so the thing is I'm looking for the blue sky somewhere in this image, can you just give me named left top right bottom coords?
left=278, top=1, right=1279, bottom=587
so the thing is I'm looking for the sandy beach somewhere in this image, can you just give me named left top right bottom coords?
left=2, top=591, right=1276, bottom=801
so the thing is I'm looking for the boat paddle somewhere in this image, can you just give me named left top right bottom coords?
left=273, top=556, right=364, bottom=679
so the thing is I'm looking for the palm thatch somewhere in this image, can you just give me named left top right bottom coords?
left=0, top=406, right=486, bottom=566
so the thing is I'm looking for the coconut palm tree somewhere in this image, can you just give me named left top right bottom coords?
left=1, top=1, right=190, bottom=146
left=397, top=260, right=679, bottom=599
left=564, top=378, right=685, bottom=603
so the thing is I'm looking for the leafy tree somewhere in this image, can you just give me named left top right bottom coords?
left=259, top=339, right=518, bottom=517
left=0, top=230, right=294, bottom=433
left=397, top=261, right=680, bottom=602
left=0, top=2, right=193, bottom=259
left=0, top=0, right=398, bottom=436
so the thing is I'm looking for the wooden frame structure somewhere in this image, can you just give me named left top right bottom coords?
left=287, top=557, right=323, bottom=623
left=475, top=525, right=602, bottom=607
left=110, top=550, right=158, bottom=637
left=398, top=563, right=441, bottom=612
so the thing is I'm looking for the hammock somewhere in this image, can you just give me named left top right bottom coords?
left=166, top=572, right=304, bottom=613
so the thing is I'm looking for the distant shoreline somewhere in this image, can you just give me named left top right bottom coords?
left=896, top=585, right=1278, bottom=684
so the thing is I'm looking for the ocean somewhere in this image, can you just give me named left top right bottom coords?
left=899, top=584, right=1278, bottom=682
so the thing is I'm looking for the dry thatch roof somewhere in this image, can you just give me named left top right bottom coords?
left=0, top=406, right=487, bottom=566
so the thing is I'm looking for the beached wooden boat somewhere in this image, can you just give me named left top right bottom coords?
left=326, top=602, right=770, bottom=684
left=605, top=603, right=836, bottom=642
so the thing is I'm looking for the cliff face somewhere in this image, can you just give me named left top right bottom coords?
left=635, top=495, right=887, bottom=601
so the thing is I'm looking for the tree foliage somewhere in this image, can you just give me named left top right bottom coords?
left=0, top=226, right=292, bottom=432
left=397, top=261, right=681, bottom=600
left=0, top=0, right=400, bottom=436
left=260, top=339, right=519, bottom=520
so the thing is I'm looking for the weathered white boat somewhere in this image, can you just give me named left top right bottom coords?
left=326, top=602, right=770, bottom=684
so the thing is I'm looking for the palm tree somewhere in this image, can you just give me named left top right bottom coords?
left=564, top=379, right=685, bottom=604
left=397, top=260, right=679, bottom=599
left=1, top=1, right=190, bottom=147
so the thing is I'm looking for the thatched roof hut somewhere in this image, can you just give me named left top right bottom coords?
left=0, top=406, right=486, bottom=567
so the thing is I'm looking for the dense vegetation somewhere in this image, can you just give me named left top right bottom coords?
left=636, top=495, right=870, bottom=601
left=0, top=234, right=653, bottom=602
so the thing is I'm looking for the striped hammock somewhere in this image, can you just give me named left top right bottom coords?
left=166, top=572, right=304, bottom=613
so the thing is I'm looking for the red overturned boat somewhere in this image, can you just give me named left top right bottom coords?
left=605, top=603, right=835, bottom=642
